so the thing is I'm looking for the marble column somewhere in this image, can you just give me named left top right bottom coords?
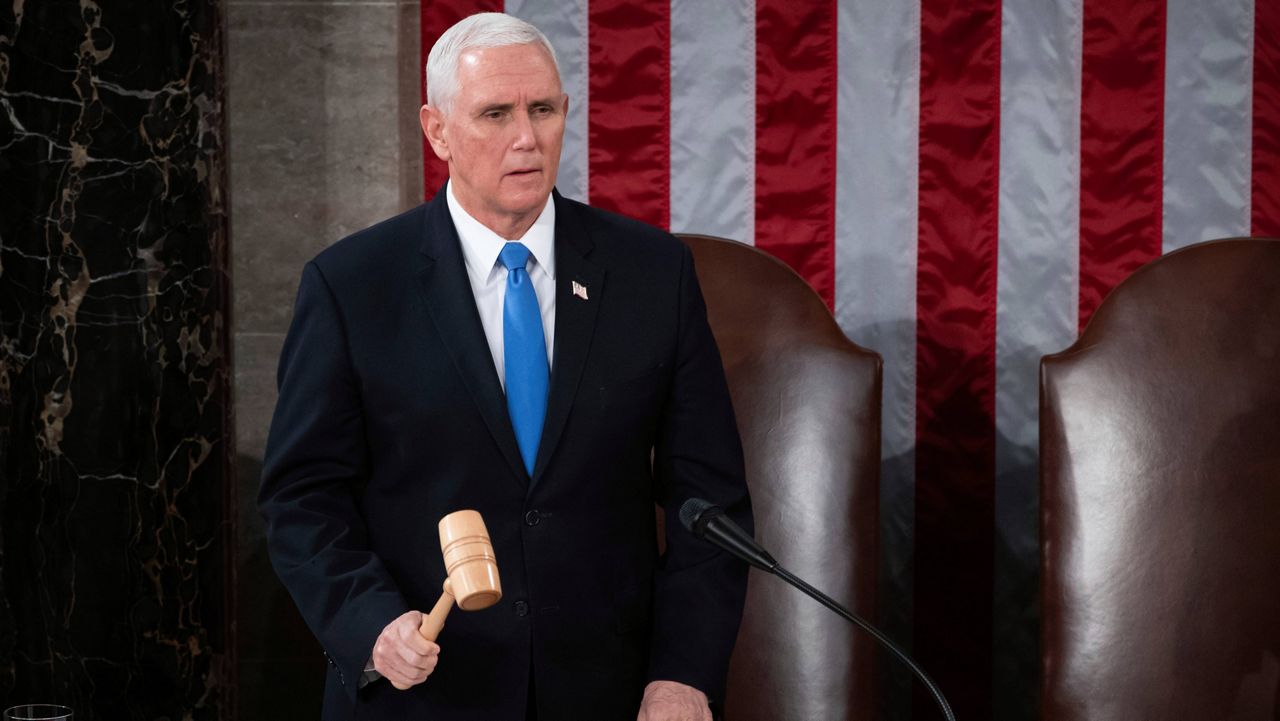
left=226, top=0, right=423, bottom=716
left=0, top=1, right=232, bottom=719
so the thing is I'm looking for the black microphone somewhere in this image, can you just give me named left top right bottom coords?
left=679, top=498, right=956, bottom=721
left=678, top=498, right=778, bottom=571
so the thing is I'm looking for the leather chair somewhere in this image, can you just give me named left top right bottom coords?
left=679, top=234, right=882, bottom=721
left=1040, top=238, right=1280, bottom=721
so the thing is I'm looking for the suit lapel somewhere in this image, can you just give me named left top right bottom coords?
left=414, top=195, right=529, bottom=488
left=532, top=193, right=604, bottom=484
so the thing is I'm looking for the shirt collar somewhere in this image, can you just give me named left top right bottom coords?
left=447, top=180, right=556, bottom=287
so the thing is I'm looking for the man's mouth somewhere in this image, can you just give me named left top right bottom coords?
left=507, top=168, right=540, bottom=177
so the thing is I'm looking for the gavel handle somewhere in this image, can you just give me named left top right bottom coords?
left=419, top=579, right=454, bottom=642
left=391, top=580, right=454, bottom=691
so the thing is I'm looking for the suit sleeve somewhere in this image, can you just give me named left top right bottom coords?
left=258, top=261, right=409, bottom=703
left=647, top=243, right=753, bottom=705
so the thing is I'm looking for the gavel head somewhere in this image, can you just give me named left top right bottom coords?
left=438, top=510, right=503, bottom=611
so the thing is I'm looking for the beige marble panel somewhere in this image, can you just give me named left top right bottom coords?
left=228, top=1, right=415, bottom=337
left=227, top=3, right=423, bottom=713
left=232, top=331, right=283, bottom=468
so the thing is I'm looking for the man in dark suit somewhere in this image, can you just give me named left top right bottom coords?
left=259, top=12, right=751, bottom=721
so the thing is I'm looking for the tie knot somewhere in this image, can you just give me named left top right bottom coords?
left=499, top=242, right=532, bottom=272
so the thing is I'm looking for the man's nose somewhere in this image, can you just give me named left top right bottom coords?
left=510, top=110, right=536, bottom=150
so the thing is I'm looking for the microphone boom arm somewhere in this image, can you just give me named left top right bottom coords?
left=680, top=498, right=956, bottom=721
left=769, top=564, right=956, bottom=721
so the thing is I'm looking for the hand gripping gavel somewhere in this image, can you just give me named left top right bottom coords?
left=391, top=510, right=502, bottom=690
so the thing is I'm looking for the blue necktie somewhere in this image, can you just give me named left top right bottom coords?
left=499, top=242, right=549, bottom=476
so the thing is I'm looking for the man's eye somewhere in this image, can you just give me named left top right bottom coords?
left=484, top=111, right=505, bottom=120
left=532, top=106, right=552, bottom=117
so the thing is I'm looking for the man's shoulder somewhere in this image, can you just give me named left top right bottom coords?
left=309, top=203, right=429, bottom=283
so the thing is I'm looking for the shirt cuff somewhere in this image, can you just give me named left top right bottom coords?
left=359, top=658, right=382, bottom=689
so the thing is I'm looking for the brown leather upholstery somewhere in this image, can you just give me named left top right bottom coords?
left=679, top=234, right=881, bottom=721
left=1040, top=237, right=1280, bottom=721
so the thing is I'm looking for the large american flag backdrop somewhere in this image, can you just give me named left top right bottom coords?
left=421, top=1, right=1280, bottom=718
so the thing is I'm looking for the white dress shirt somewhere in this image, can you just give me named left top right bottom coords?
left=447, top=181, right=557, bottom=389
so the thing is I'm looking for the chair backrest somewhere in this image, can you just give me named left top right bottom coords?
left=680, top=234, right=881, bottom=721
left=1040, top=237, right=1280, bottom=721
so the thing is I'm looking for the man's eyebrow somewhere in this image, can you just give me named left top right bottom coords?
left=473, top=97, right=561, bottom=115
left=476, top=102, right=515, bottom=114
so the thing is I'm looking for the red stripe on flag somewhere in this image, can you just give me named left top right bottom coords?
left=1077, top=0, right=1166, bottom=330
left=1253, top=0, right=1280, bottom=236
left=914, top=0, right=1002, bottom=718
left=754, top=0, right=837, bottom=307
left=587, top=0, right=670, bottom=228
left=421, top=0, right=503, bottom=198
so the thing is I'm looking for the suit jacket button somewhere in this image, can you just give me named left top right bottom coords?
left=514, top=600, right=530, bottom=617
left=524, top=509, right=541, bottom=526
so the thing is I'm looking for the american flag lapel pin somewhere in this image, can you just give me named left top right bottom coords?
left=572, top=280, right=589, bottom=301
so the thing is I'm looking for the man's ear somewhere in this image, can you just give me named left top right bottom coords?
left=420, top=104, right=450, bottom=162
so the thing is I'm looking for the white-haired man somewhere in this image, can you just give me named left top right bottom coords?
left=260, top=12, right=752, bottom=721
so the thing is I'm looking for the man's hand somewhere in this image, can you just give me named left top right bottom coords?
left=371, top=611, right=440, bottom=690
left=637, top=680, right=712, bottom=721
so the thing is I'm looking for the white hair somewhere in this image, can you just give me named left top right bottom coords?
left=425, top=13, right=561, bottom=114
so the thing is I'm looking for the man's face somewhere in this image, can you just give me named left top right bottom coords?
left=422, top=43, right=567, bottom=234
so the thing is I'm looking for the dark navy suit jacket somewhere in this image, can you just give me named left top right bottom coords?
left=259, top=189, right=752, bottom=720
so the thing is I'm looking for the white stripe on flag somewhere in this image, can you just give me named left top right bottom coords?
left=994, top=0, right=1083, bottom=716
left=833, top=0, right=921, bottom=663
left=1162, top=0, right=1255, bottom=251
left=507, top=0, right=590, bottom=203
left=669, top=0, right=755, bottom=242
left=994, top=0, right=1083, bottom=582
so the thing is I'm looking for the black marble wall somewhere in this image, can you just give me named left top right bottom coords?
left=0, top=1, right=233, bottom=719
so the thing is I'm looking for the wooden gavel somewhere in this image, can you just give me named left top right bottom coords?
left=418, top=509, right=503, bottom=641
left=390, top=509, right=502, bottom=690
